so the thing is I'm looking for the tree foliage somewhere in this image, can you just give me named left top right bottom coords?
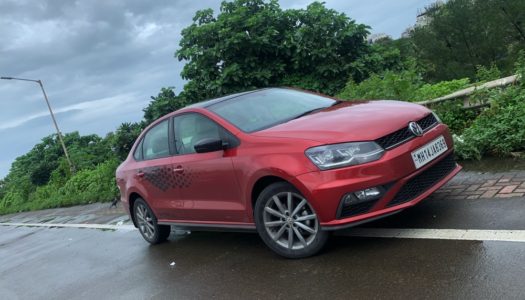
left=337, top=67, right=422, bottom=102
left=111, top=122, right=144, bottom=160
left=143, top=87, right=188, bottom=124
left=177, top=0, right=371, bottom=99
left=410, top=0, right=525, bottom=81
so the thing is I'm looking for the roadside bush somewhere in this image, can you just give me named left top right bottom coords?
left=55, top=158, right=119, bottom=206
left=413, top=78, right=470, bottom=100
left=0, top=159, right=120, bottom=214
left=337, top=69, right=421, bottom=101
left=431, top=99, right=478, bottom=134
left=454, top=85, right=525, bottom=159
left=475, top=63, right=502, bottom=82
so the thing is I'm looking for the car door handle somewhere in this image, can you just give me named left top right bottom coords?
left=173, top=166, right=184, bottom=173
left=135, top=171, right=145, bottom=178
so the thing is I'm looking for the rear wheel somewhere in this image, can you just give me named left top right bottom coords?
left=133, top=198, right=171, bottom=244
left=254, top=182, right=328, bottom=258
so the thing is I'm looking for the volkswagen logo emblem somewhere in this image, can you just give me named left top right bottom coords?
left=408, top=121, right=423, bottom=137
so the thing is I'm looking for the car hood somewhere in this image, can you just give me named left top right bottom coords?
left=252, top=100, right=430, bottom=144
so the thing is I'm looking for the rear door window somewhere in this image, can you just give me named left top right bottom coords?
left=133, top=139, right=143, bottom=161
left=142, top=120, right=170, bottom=160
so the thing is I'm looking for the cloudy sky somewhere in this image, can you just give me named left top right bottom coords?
left=0, top=0, right=434, bottom=178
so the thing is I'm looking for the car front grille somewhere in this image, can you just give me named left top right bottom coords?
left=387, top=153, right=456, bottom=207
left=418, top=113, right=438, bottom=131
left=375, top=113, right=438, bottom=150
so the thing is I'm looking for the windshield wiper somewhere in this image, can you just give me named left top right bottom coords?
left=292, top=101, right=342, bottom=120
left=292, top=107, right=325, bottom=120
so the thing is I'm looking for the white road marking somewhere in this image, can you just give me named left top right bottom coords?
left=339, top=228, right=525, bottom=243
left=0, top=222, right=136, bottom=231
left=2, top=222, right=525, bottom=243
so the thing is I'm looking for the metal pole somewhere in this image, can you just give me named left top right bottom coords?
left=37, top=80, right=75, bottom=174
left=1, top=76, right=75, bottom=173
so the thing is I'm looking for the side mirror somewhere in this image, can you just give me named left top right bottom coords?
left=194, top=138, right=228, bottom=153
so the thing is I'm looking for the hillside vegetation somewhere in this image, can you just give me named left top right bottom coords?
left=1, top=0, right=524, bottom=214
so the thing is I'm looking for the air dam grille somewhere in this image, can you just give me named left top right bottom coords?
left=388, top=153, right=456, bottom=207
left=339, top=199, right=380, bottom=218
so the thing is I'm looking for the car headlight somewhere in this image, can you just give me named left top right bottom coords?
left=305, top=142, right=384, bottom=170
left=432, top=111, right=442, bottom=123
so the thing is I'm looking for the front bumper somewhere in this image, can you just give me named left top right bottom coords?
left=294, top=124, right=462, bottom=230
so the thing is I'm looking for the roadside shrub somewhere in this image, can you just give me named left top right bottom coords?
left=475, top=64, right=502, bottom=82
left=413, top=78, right=470, bottom=101
left=453, top=134, right=482, bottom=160
left=0, top=159, right=120, bottom=214
left=57, top=158, right=119, bottom=206
left=337, top=69, right=421, bottom=101
left=0, top=191, right=26, bottom=212
left=431, top=99, right=478, bottom=134
left=454, top=86, right=525, bottom=159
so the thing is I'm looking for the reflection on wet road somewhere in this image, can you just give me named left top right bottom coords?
left=2, top=192, right=525, bottom=299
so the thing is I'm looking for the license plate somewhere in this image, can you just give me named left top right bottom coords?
left=411, top=136, right=448, bottom=169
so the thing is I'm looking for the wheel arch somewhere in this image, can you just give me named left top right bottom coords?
left=249, top=173, right=312, bottom=217
left=251, top=176, right=288, bottom=212
left=128, top=192, right=143, bottom=227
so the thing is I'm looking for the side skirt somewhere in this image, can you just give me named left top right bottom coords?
left=157, top=221, right=256, bottom=233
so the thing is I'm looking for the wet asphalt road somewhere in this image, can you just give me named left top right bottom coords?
left=2, top=192, right=525, bottom=300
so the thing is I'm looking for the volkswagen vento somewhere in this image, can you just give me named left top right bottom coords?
left=116, top=88, right=461, bottom=258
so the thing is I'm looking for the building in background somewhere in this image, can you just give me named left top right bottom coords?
left=402, top=0, right=445, bottom=37
left=367, top=33, right=391, bottom=44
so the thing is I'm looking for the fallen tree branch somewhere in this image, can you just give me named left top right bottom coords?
left=417, top=75, right=519, bottom=106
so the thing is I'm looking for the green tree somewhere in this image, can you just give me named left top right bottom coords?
left=111, top=122, right=144, bottom=160
left=143, top=87, right=188, bottom=124
left=0, top=179, right=5, bottom=200
left=279, top=2, right=370, bottom=94
left=410, top=0, right=525, bottom=81
left=177, top=0, right=371, bottom=99
left=350, top=37, right=415, bottom=82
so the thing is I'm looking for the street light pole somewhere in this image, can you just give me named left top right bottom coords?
left=1, top=76, right=75, bottom=174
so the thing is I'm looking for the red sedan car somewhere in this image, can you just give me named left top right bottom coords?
left=116, top=88, right=461, bottom=258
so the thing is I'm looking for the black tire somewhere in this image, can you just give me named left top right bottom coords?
left=254, top=182, right=328, bottom=258
left=133, top=198, right=171, bottom=244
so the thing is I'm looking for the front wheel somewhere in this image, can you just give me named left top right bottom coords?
left=133, top=198, right=171, bottom=244
left=254, top=182, right=328, bottom=258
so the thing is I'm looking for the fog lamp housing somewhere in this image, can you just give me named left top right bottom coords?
left=342, top=187, right=385, bottom=206
left=354, top=187, right=382, bottom=201
left=338, top=185, right=391, bottom=219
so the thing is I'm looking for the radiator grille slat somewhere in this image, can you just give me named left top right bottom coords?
left=375, top=113, right=438, bottom=150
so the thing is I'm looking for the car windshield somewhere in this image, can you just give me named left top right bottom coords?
left=207, top=89, right=336, bottom=132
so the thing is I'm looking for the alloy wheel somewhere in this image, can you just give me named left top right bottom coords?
left=136, top=203, right=156, bottom=240
left=263, top=191, right=319, bottom=250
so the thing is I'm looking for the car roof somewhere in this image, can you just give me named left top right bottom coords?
left=185, top=88, right=272, bottom=109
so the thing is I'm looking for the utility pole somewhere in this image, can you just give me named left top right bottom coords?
left=1, top=76, right=75, bottom=173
